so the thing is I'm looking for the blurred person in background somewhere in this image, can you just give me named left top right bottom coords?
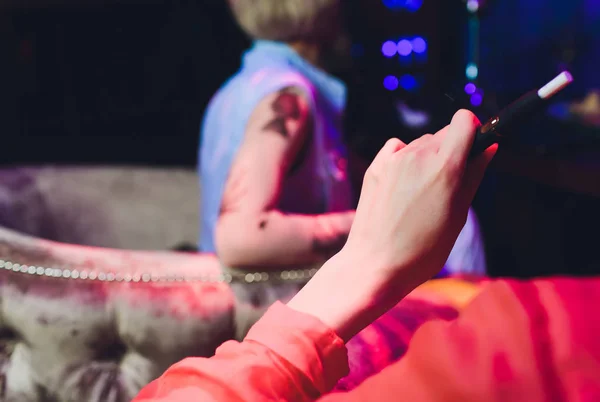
left=198, top=0, right=487, bottom=292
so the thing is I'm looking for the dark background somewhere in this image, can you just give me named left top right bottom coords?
left=0, top=0, right=598, bottom=278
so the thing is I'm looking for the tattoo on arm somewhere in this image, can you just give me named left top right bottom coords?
left=262, top=89, right=302, bottom=138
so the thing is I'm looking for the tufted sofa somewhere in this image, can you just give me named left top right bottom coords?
left=0, top=166, right=479, bottom=401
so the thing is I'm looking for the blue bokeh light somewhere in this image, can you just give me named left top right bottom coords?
left=466, top=0, right=479, bottom=13
left=405, top=0, right=424, bottom=12
left=399, top=74, right=418, bottom=91
left=383, top=0, right=423, bottom=12
left=383, top=0, right=405, bottom=10
left=384, top=75, right=399, bottom=91
left=412, top=37, right=427, bottom=54
left=470, top=93, right=483, bottom=107
left=466, top=63, right=479, bottom=80
left=464, top=83, right=477, bottom=95
left=397, top=39, right=413, bottom=56
left=382, top=41, right=398, bottom=57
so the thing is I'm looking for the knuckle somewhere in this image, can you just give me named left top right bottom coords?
left=385, top=138, right=402, bottom=147
left=364, top=163, right=381, bottom=182
left=364, top=165, right=375, bottom=180
left=395, top=148, right=417, bottom=164
left=383, top=137, right=405, bottom=154
left=408, top=134, right=433, bottom=152
left=410, top=136, right=428, bottom=148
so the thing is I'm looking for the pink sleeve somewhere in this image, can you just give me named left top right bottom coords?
left=319, top=278, right=600, bottom=402
left=132, top=302, right=349, bottom=402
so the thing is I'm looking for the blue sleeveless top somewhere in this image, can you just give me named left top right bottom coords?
left=199, top=41, right=354, bottom=252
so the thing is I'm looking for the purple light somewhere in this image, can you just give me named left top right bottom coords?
left=397, top=39, right=413, bottom=56
left=464, top=83, right=477, bottom=95
left=470, top=93, right=483, bottom=107
left=466, top=0, right=479, bottom=13
left=412, top=37, right=427, bottom=54
left=383, top=75, right=399, bottom=91
left=382, top=41, right=397, bottom=57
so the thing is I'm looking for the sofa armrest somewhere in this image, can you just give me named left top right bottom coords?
left=0, top=227, right=236, bottom=401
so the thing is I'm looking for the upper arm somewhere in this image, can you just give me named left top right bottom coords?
left=219, top=87, right=312, bottom=215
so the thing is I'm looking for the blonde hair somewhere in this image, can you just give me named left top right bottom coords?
left=228, top=0, right=341, bottom=42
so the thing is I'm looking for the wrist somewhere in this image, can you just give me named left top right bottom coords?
left=287, top=247, right=413, bottom=342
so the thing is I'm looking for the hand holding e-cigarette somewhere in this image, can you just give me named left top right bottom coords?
left=469, top=71, right=574, bottom=158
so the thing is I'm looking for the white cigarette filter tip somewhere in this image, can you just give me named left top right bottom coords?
left=538, top=71, right=574, bottom=100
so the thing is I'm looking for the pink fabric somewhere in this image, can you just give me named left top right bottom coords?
left=134, top=302, right=347, bottom=402
left=135, top=277, right=600, bottom=402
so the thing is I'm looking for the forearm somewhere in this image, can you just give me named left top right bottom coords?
left=216, top=209, right=355, bottom=268
left=287, top=248, right=418, bottom=343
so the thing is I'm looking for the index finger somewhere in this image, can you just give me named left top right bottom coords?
left=439, top=109, right=481, bottom=166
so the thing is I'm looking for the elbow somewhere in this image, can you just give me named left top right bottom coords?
left=216, top=247, right=248, bottom=269
left=214, top=233, right=246, bottom=268
left=215, top=217, right=259, bottom=268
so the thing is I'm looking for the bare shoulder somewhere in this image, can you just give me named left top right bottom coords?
left=246, top=87, right=312, bottom=140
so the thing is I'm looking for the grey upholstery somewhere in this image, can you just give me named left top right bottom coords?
left=0, top=166, right=465, bottom=401
left=0, top=228, right=233, bottom=401
left=0, top=166, right=306, bottom=401
left=0, top=166, right=200, bottom=250
left=0, top=226, right=312, bottom=401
